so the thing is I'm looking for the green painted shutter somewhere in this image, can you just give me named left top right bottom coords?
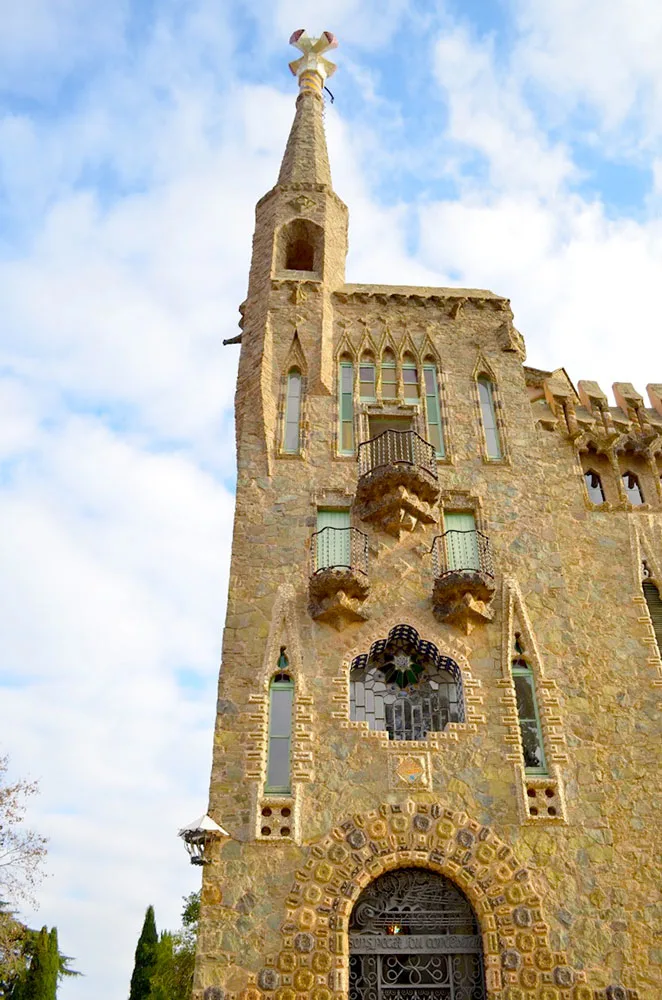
left=643, top=582, right=662, bottom=652
left=443, top=511, right=479, bottom=571
left=339, top=363, right=354, bottom=453
left=317, top=509, right=351, bottom=569
left=424, top=365, right=445, bottom=457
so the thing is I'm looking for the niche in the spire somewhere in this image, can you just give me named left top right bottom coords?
left=276, top=218, right=323, bottom=277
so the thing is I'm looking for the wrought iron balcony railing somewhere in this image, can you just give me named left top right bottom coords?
left=311, top=526, right=369, bottom=577
left=357, top=429, right=438, bottom=480
left=431, top=529, right=494, bottom=579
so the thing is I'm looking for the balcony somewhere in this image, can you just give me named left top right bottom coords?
left=431, top=530, right=496, bottom=633
left=355, top=430, right=440, bottom=537
left=309, top=526, right=370, bottom=630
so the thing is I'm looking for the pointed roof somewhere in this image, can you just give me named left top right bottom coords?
left=277, top=30, right=337, bottom=188
left=278, top=91, right=332, bottom=187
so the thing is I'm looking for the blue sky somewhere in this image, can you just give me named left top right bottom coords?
left=2, top=2, right=662, bottom=998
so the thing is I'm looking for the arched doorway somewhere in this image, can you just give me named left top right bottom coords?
left=349, top=868, right=486, bottom=1000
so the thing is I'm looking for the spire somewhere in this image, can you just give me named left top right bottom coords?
left=277, top=30, right=338, bottom=188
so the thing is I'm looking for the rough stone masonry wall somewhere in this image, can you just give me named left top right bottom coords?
left=194, top=279, right=661, bottom=1000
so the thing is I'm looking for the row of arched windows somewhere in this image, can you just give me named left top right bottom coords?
left=584, top=469, right=646, bottom=506
left=281, top=361, right=503, bottom=460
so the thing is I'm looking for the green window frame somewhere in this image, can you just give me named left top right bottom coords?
left=512, top=659, right=547, bottom=775
left=283, top=369, right=302, bottom=453
left=477, top=377, right=502, bottom=459
left=359, top=363, right=376, bottom=401
left=402, top=361, right=419, bottom=400
left=381, top=358, right=397, bottom=399
left=424, top=364, right=445, bottom=457
left=339, top=361, right=354, bottom=454
left=265, top=673, right=294, bottom=793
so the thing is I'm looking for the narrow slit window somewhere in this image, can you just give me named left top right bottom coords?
left=622, top=472, right=644, bottom=505
left=477, top=377, right=502, bottom=459
left=381, top=354, right=397, bottom=399
left=512, top=658, right=547, bottom=774
left=643, top=580, right=662, bottom=654
left=424, top=364, right=445, bottom=457
left=584, top=470, right=605, bottom=504
left=359, top=363, right=376, bottom=401
left=339, top=361, right=354, bottom=453
left=283, top=369, right=302, bottom=453
left=402, top=360, right=419, bottom=400
left=266, top=673, right=294, bottom=793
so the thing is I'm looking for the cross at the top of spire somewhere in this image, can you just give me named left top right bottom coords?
left=288, top=29, right=338, bottom=96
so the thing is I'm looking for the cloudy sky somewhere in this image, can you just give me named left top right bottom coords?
left=2, top=0, right=662, bottom=996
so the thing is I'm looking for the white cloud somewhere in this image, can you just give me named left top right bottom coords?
left=513, top=0, right=662, bottom=142
left=433, top=25, right=574, bottom=195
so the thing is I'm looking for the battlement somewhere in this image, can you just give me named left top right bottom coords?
left=525, top=367, right=662, bottom=451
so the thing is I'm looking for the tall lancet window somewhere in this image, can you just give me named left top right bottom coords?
left=424, top=363, right=445, bottom=457
left=283, top=369, right=302, bottom=453
left=266, top=664, right=294, bottom=794
left=339, top=360, right=354, bottom=454
left=477, top=376, right=502, bottom=459
left=512, top=636, right=547, bottom=775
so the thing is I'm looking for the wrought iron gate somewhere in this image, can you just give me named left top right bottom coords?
left=349, top=870, right=486, bottom=1000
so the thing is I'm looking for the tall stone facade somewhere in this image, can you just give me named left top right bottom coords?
left=192, top=32, right=662, bottom=1000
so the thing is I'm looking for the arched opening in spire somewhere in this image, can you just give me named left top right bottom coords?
left=276, top=219, right=323, bottom=275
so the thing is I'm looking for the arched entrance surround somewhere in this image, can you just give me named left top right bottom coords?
left=251, top=801, right=595, bottom=1000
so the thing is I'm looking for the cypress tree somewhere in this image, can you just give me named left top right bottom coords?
left=128, top=906, right=158, bottom=1000
left=11, top=925, right=58, bottom=1000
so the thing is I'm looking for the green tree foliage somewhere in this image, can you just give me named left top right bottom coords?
left=146, top=891, right=199, bottom=1000
left=2, top=924, right=79, bottom=1000
left=129, top=906, right=158, bottom=1000
left=0, top=906, right=28, bottom=996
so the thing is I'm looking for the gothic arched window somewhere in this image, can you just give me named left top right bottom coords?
left=402, top=353, right=419, bottom=400
left=349, top=625, right=463, bottom=741
left=283, top=368, right=302, bottom=453
left=423, top=362, right=445, bottom=457
left=349, top=868, right=486, bottom=1000
left=584, top=469, right=605, bottom=504
left=339, top=358, right=354, bottom=454
left=622, top=471, right=644, bottom=505
left=381, top=348, right=396, bottom=399
left=266, top=672, right=294, bottom=793
left=477, top=376, right=502, bottom=459
left=512, top=638, right=547, bottom=774
left=359, top=354, right=376, bottom=401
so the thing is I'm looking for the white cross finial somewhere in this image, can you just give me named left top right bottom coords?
left=288, top=30, right=338, bottom=94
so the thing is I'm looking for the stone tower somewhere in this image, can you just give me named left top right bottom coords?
left=190, top=31, right=662, bottom=1000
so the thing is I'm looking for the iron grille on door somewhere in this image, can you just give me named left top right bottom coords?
left=349, top=869, right=486, bottom=1000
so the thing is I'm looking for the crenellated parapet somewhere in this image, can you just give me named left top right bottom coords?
left=527, top=369, right=662, bottom=456
left=527, top=369, right=662, bottom=512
